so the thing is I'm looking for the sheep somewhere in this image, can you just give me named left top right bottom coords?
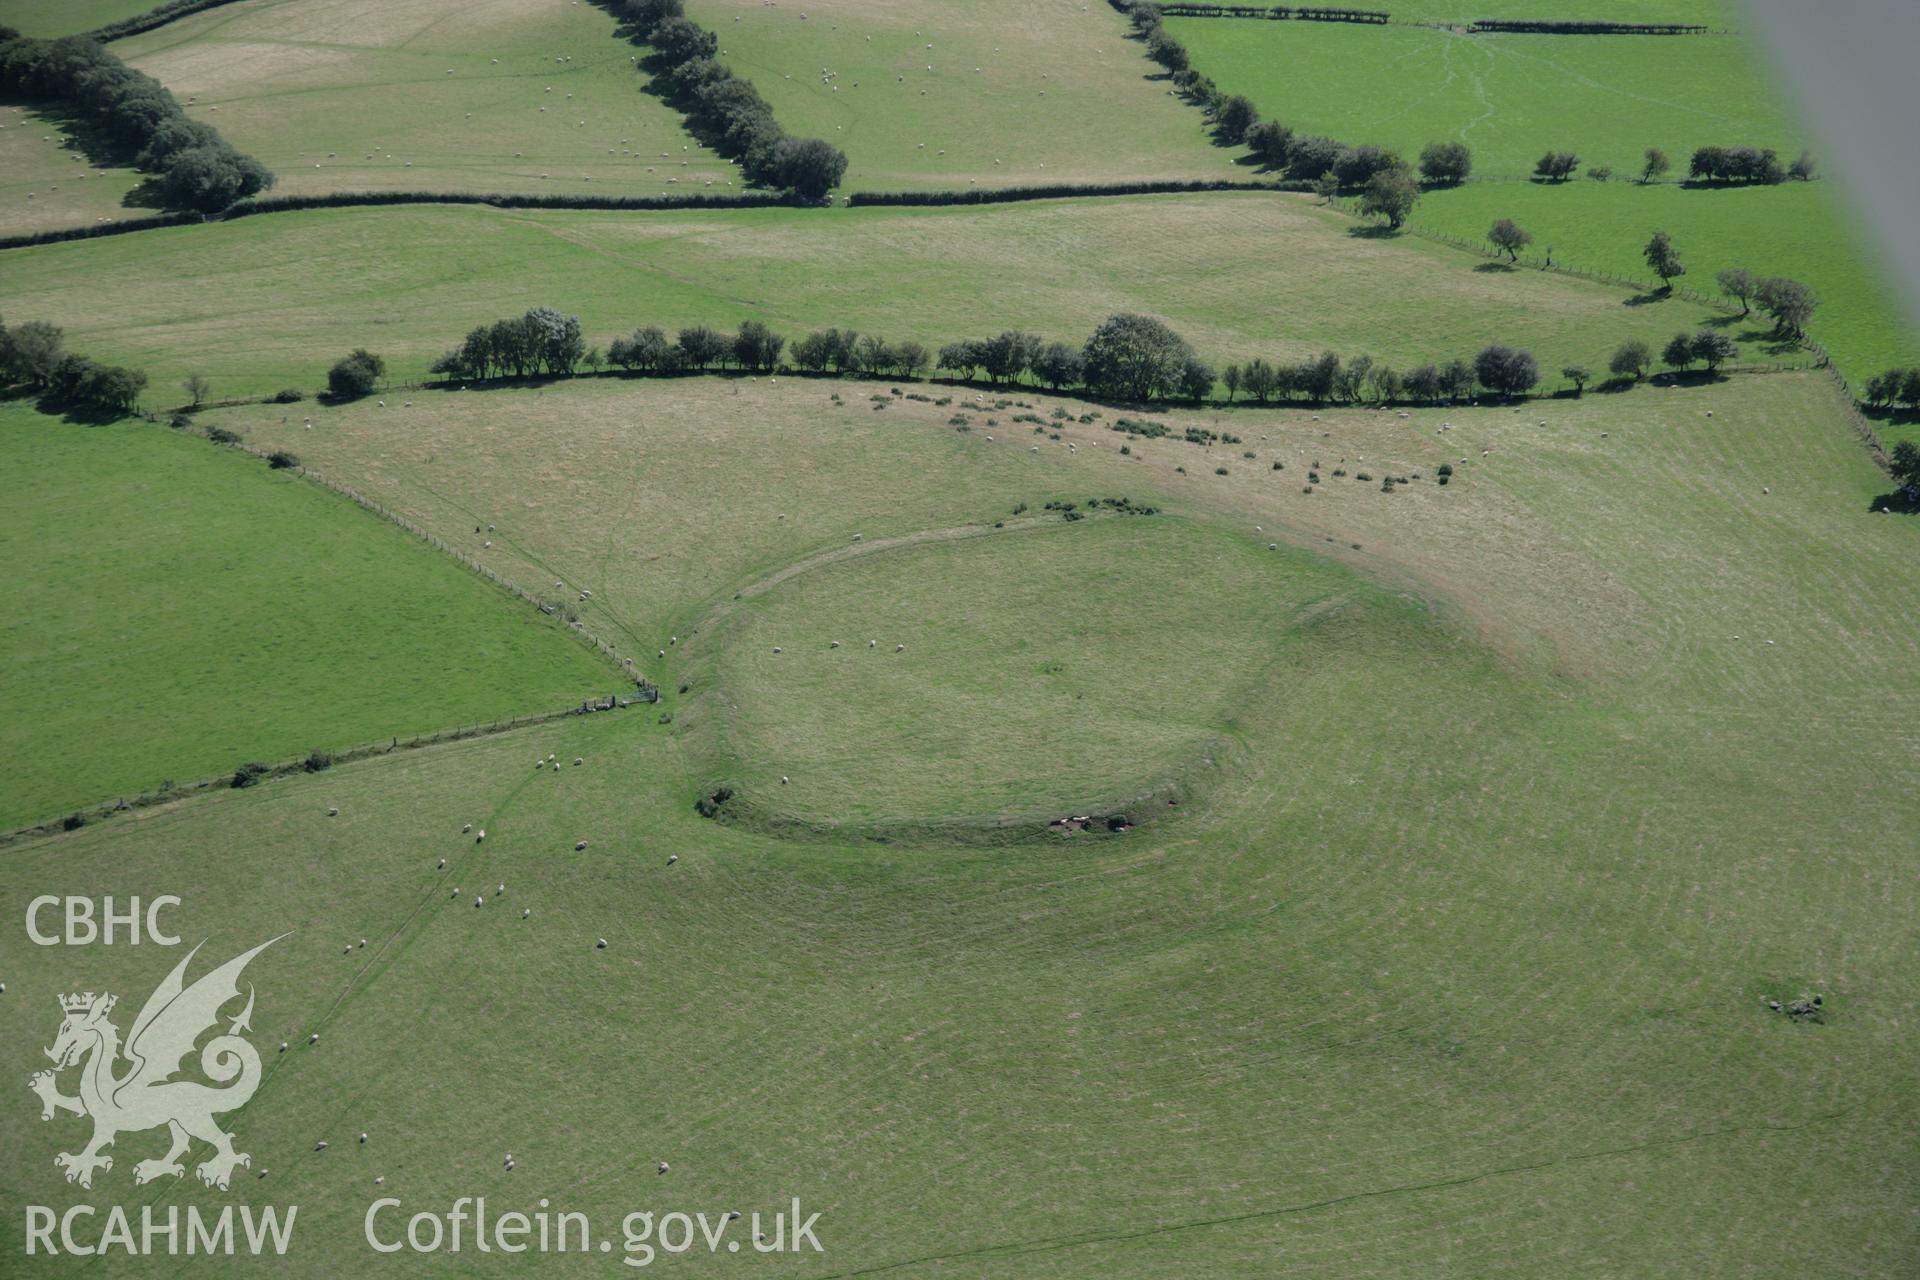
left=315, top=1141, right=328, bottom=1151
left=344, top=945, right=353, bottom=955
left=658, top=1161, right=670, bottom=1174
left=476, top=829, right=486, bottom=842
left=359, top=939, right=367, bottom=948
left=308, top=1033, right=320, bottom=1045
left=596, top=938, right=608, bottom=949
left=575, top=840, right=588, bottom=851
left=497, top=883, right=506, bottom=895
left=474, top=896, right=484, bottom=908
left=438, top=858, right=447, bottom=869
left=522, top=908, right=531, bottom=919
left=667, top=854, right=678, bottom=865
left=328, top=806, right=339, bottom=817
left=870, top=639, right=877, bottom=648
left=896, top=644, right=906, bottom=652
left=781, top=776, right=790, bottom=785
left=830, top=640, right=840, bottom=648
left=773, top=646, right=783, bottom=654
left=279, top=1042, right=288, bottom=1053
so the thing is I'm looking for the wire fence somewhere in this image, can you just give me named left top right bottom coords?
left=224, top=436, right=653, bottom=678
left=0, top=698, right=649, bottom=850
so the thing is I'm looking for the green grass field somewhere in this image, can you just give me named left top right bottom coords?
left=0, top=402, right=612, bottom=829
left=1399, top=179, right=1920, bottom=387
left=111, top=0, right=738, bottom=201
left=0, top=100, right=145, bottom=236
left=3, top=5, right=1918, bottom=1272
left=680, top=0, right=1238, bottom=190
left=1167, top=19, right=1802, bottom=179
left=3, top=371, right=1916, bottom=1276
left=0, top=0, right=157, bottom=37
left=0, top=192, right=1755, bottom=400
left=702, top=514, right=1336, bottom=829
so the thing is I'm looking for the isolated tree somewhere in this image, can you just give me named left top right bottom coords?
left=1533, top=150, right=1578, bottom=182
left=1889, top=440, right=1920, bottom=492
left=1359, top=167, right=1419, bottom=230
left=183, top=373, right=210, bottom=408
left=769, top=137, right=848, bottom=200
left=733, top=320, right=785, bottom=373
left=1179, top=356, right=1216, bottom=402
left=1418, top=141, right=1471, bottom=186
left=676, top=325, right=728, bottom=371
left=1643, top=230, right=1685, bottom=291
left=1641, top=147, right=1671, bottom=183
left=937, top=339, right=984, bottom=381
left=326, top=348, right=384, bottom=399
left=1488, top=217, right=1532, bottom=262
left=525, top=307, right=584, bottom=375
left=1787, top=150, right=1817, bottom=181
left=980, top=330, right=1042, bottom=385
left=1473, top=344, right=1539, bottom=397
left=1716, top=267, right=1757, bottom=315
left=1245, top=120, right=1293, bottom=168
left=3, top=319, right=66, bottom=387
left=1561, top=365, right=1591, bottom=395
left=1691, top=329, right=1739, bottom=372
left=1286, top=135, right=1343, bottom=182
left=1241, top=357, right=1278, bottom=403
left=1662, top=331, right=1697, bottom=372
left=1213, top=94, right=1257, bottom=143
left=1610, top=338, right=1652, bottom=382
left=1030, top=341, right=1083, bottom=391
left=1146, top=29, right=1188, bottom=74
left=1754, top=277, right=1819, bottom=338
left=1080, top=313, right=1194, bottom=402
left=1403, top=364, right=1443, bottom=402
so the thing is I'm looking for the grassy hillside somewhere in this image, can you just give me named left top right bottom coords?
left=0, top=101, right=145, bottom=237
left=0, top=193, right=1757, bottom=399
left=2, top=372, right=1915, bottom=1276
left=1400, top=179, right=1919, bottom=387
left=680, top=0, right=1238, bottom=191
left=113, top=0, right=737, bottom=200
left=0, top=403, right=612, bottom=829
left=1167, top=20, right=1800, bottom=179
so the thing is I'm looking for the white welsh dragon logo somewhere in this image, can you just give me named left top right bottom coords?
left=28, top=937, right=284, bottom=1191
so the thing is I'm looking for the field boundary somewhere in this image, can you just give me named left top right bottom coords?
left=86, top=0, right=251, bottom=41
left=213, top=434, right=660, bottom=681
left=0, top=697, right=645, bottom=850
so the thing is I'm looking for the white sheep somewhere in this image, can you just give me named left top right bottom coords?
left=596, top=938, right=608, bottom=949
left=575, top=840, right=588, bottom=851
left=667, top=855, right=678, bottom=865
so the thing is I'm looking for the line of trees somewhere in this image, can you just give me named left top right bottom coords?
left=1715, top=269, right=1820, bottom=338
left=0, top=315, right=147, bottom=411
left=1469, top=20, right=1706, bottom=35
left=1219, top=345, right=1547, bottom=403
left=617, top=0, right=847, bottom=200
left=382, top=309, right=1795, bottom=411
left=0, top=28, right=274, bottom=212
left=85, top=0, right=250, bottom=42
left=430, top=309, right=587, bottom=381
left=1689, top=146, right=1815, bottom=185
left=1157, top=4, right=1387, bottom=20
left=1863, top=369, right=1920, bottom=412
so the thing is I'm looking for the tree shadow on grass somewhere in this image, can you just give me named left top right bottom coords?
left=1346, top=224, right=1399, bottom=239
left=1474, top=261, right=1518, bottom=273
left=1623, top=290, right=1673, bottom=307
